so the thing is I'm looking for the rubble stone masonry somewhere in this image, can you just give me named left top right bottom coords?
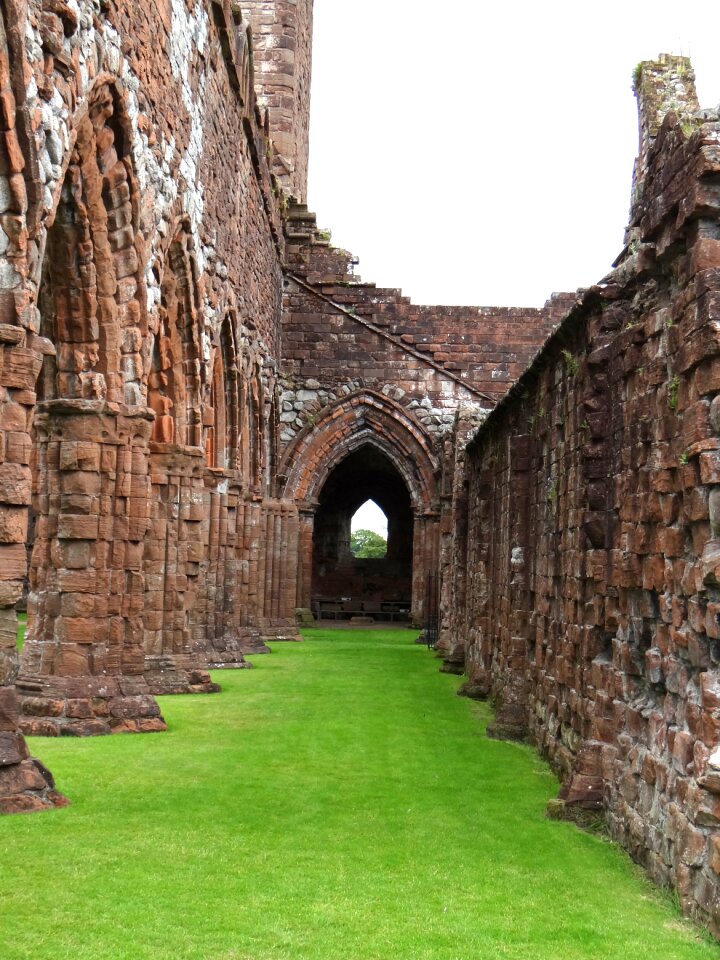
left=1, top=2, right=717, bottom=944
left=443, top=57, right=720, bottom=930
left=0, top=0, right=305, bottom=811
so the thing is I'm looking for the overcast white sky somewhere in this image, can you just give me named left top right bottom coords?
left=307, top=0, right=720, bottom=308
left=352, top=499, right=388, bottom=538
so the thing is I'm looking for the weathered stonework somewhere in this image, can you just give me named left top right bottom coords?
left=280, top=207, right=559, bottom=624
left=244, top=0, right=313, bottom=200
left=2, top=4, right=716, bottom=940
left=0, top=0, right=307, bottom=795
left=442, top=58, right=720, bottom=932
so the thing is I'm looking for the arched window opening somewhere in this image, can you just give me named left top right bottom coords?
left=205, top=351, right=222, bottom=468
left=148, top=317, right=179, bottom=444
left=148, top=231, right=202, bottom=447
left=239, top=356, right=263, bottom=488
left=205, top=316, right=240, bottom=470
left=266, top=386, right=279, bottom=493
left=222, top=317, right=239, bottom=468
left=350, top=500, right=388, bottom=558
left=26, top=81, right=146, bottom=658
left=250, top=363, right=263, bottom=487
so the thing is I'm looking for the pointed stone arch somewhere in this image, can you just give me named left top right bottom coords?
left=142, top=221, right=219, bottom=695
left=148, top=222, right=204, bottom=448
left=206, top=312, right=240, bottom=470
left=280, top=390, right=439, bottom=513
left=37, top=80, right=146, bottom=407
left=17, top=79, right=166, bottom=735
left=280, top=391, right=440, bottom=623
left=239, top=352, right=264, bottom=491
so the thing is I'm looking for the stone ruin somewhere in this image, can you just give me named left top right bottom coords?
left=0, top=0, right=719, bottom=937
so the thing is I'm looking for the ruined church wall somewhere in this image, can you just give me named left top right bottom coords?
left=283, top=207, right=562, bottom=421
left=281, top=206, right=561, bottom=462
left=451, top=100, right=720, bottom=928
left=281, top=205, right=561, bottom=623
left=0, top=0, right=301, bottom=760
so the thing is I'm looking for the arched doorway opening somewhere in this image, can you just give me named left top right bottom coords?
left=311, top=446, right=413, bottom=622
left=280, top=391, right=441, bottom=625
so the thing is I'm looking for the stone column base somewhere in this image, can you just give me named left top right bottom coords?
left=486, top=702, right=530, bottom=742
left=260, top=620, right=301, bottom=643
left=238, top=635, right=272, bottom=654
left=204, top=629, right=268, bottom=665
left=456, top=676, right=490, bottom=700
left=0, top=752, right=68, bottom=814
left=439, top=657, right=465, bottom=675
left=16, top=674, right=166, bottom=736
left=144, top=655, right=221, bottom=695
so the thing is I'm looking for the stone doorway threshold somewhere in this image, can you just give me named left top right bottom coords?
left=311, top=619, right=419, bottom=631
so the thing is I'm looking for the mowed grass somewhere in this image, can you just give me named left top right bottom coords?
left=1, top=628, right=717, bottom=960
left=15, top=612, right=25, bottom=650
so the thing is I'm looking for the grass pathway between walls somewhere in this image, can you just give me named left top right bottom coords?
left=1, top=627, right=718, bottom=959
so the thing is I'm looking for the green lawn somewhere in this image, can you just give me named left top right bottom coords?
left=0, top=627, right=717, bottom=959
left=16, top=611, right=25, bottom=651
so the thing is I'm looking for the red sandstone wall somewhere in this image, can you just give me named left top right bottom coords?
left=284, top=206, right=563, bottom=407
left=281, top=205, right=561, bottom=466
left=448, top=70, right=720, bottom=930
left=0, top=0, right=300, bottom=776
left=280, top=206, right=561, bottom=624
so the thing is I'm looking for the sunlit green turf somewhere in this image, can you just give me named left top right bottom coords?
left=15, top=612, right=25, bottom=651
left=1, top=628, right=717, bottom=959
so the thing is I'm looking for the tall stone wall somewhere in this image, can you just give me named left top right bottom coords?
left=0, top=0, right=306, bottom=810
left=280, top=206, right=560, bottom=623
left=445, top=59, right=720, bottom=930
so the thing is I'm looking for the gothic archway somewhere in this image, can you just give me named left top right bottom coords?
left=142, top=223, right=217, bottom=695
left=311, top=445, right=414, bottom=622
left=280, top=391, right=440, bottom=624
left=18, top=81, right=166, bottom=734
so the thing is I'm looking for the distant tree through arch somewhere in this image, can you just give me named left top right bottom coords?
left=350, top=500, right=388, bottom=558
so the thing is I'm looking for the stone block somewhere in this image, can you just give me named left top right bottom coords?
left=59, top=442, right=101, bottom=472
left=700, top=451, right=720, bottom=484
left=0, top=543, right=26, bottom=579
left=0, top=731, right=25, bottom=766
left=0, top=463, right=31, bottom=505
left=0, top=688, right=19, bottom=732
left=55, top=617, right=97, bottom=645
left=60, top=720, right=112, bottom=737
left=54, top=645, right=90, bottom=676
left=0, top=759, right=47, bottom=796
left=57, top=514, right=100, bottom=540
left=65, top=699, right=94, bottom=720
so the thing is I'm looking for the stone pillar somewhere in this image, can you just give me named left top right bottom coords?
left=630, top=56, right=699, bottom=226
left=142, top=444, right=220, bottom=693
left=411, top=512, right=440, bottom=628
left=487, top=434, right=533, bottom=741
left=190, top=481, right=266, bottom=667
left=438, top=407, right=487, bottom=667
left=0, top=327, right=65, bottom=809
left=17, top=401, right=166, bottom=735
left=195, top=474, right=254, bottom=666
left=257, top=498, right=300, bottom=638
left=296, top=503, right=315, bottom=612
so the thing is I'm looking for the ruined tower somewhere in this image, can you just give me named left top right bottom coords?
left=244, top=0, right=314, bottom=201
